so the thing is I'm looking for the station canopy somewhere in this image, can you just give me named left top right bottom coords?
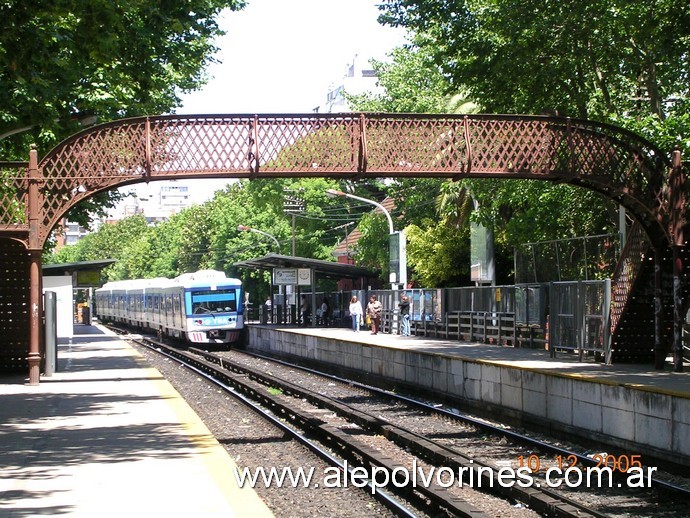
left=42, top=259, right=117, bottom=287
left=233, top=253, right=378, bottom=281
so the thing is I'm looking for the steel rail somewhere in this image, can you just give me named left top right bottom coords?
left=193, top=347, right=608, bottom=518
left=224, top=347, right=690, bottom=504
left=121, top=331, right=459, bottom=517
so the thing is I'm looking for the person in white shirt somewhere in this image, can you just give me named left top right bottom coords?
left=349, top=295, right=363, bottom=332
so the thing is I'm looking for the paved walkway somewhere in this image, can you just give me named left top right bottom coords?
left=0, top=325, right=272, bottom=517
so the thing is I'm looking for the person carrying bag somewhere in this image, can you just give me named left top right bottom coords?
left=366, top=295, right=383, bottom=335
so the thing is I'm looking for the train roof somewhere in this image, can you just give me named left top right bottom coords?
left=96, top=271, right=240, bottom=292
left=96, top=277, right=176, bottom=292
left=174, top=270, right=241, bottom=288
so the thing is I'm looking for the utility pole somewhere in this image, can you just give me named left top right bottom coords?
left=283, top=189, right=305, bottom=256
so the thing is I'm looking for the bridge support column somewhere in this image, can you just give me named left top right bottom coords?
left=673, top=248, right=684, bottom=372
left=27, top=249, right=42, bottom=385
left=669, top=150, right=686, bottom=373
left=27, top=146, right=42, bottom=385
left=654, top=248, right=666, bottom=370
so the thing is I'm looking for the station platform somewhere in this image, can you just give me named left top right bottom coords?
left=0, top=324, right=273, bottom=517
left=247, top=324, right=690, bottom=467
left=292, top=326, right=690, bottom=396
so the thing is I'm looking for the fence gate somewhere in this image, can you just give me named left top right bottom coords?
left=549, top=280, right=611, bottom=362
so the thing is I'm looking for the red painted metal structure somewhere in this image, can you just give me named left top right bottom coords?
left=0, top=113, right=685, bottom=382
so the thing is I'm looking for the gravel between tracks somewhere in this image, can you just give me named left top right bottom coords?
left=134, top=343, right=400, bottom=517
left=134, top=342, right=542, bottom=517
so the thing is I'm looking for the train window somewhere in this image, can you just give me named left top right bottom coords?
left=191, top=289, right=238, bottom=314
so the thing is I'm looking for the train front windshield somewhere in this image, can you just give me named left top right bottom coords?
left=190, top=289, right=238, bottom=314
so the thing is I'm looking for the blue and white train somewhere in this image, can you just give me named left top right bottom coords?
left=94, top=270, right=244, bottom=345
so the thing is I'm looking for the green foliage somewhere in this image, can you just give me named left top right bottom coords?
left=352, top=212, right=391, bottom=279
left=0, top=0, right=245, bottom=230
left=378, top=0, right=689, bottom=121
left=466, top=179, right=620, bottom=250
left=46, top=214, right=151, bottom=281
left=611, top=113, right=690, bottom=158
left=0, top=0, right=245, bottom=152
left=405, top=220, right=470, bottom=287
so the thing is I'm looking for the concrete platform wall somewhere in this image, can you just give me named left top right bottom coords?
left=247, top=326, right=690, bottom=467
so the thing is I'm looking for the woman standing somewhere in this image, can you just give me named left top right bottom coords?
left=349, top=295, right=363, bottom=332
left=366, top=295, right=383, bottom=335
left=398, top=294, right=410, bottom=336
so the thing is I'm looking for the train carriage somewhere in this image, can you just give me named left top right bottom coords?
left=176, top=270, right=243, bottom=344
left=95, top=270, right=244, bottom=345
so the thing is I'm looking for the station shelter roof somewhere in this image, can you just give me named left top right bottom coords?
left=42, top=259, right=117, bottom=276
left=233, top=253, right=378, bottom=281
left=42, top=259, right=117, bottom=288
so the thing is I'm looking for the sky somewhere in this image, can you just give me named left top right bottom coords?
left=177, top=0, right=407, bottom=115
left=115, top=0, right=407, bottom=211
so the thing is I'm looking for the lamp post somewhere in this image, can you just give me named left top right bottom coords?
left=237, top=225, right=281, bottom=254
left=238, top=225, right=283, bottom=323
left=326, top=189, right=406, bottom=289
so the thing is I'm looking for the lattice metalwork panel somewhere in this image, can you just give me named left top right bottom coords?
left=0, top=239, right=30, bottom=372
left=0, top=162, right=29, bottom=244
left=0, top=113, right=669, bottom=248
left=362, top=116, right=469, bottom=174
left=461, top=117, right=563, bottom=176
left=149, top=115, right=254, bottom=174
left=255, top=115, right=361, bottom=174
left=610, top=221, right=650, bottom=336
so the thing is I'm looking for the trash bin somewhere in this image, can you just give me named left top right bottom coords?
left=81, top=307, right=90, bottom=324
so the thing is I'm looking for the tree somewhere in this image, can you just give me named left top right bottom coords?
left=378, top=0, right=690, bottom=123
left=46, top=214, right=151, bottom=281
left=345, top=25, right=626, bottom=284
left=405, top=220, right=470, bottom=287
left=0, top=0, right=245, bottom=231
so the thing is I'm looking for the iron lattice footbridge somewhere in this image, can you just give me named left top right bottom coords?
left=0, top=113, right=685, bottom=381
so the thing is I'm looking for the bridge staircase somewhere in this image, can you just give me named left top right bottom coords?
left=610, top=221, right=690, bottom=363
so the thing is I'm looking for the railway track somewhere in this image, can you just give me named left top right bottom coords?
left=114, top=325, right=690, bottom=517
left=195, top=347, right=690, bottom=517
left=133, top=334, right=497, bottom=516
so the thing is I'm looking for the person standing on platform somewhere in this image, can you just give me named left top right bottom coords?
left=300, top=295, right=311, bottom=327
left=320, top=298, right=330, bottom=326
left=398, top=294, right=410, bottom=336
left=349, top=295, right=363, bottom=332
left=366, top=295, right=383, bottom=335
left=264, top=297, right=272, bottom=323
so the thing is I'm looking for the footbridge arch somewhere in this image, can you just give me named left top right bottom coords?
left=0, top=113, right=685, bottom=380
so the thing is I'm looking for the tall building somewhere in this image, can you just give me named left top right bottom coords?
left=322, top=55, right=381, bottom=113
left=54, top=220, right=90, bottom=248
left=108, top=181, right=197, bottom=223
left=159, top=184, right=191, bottom=214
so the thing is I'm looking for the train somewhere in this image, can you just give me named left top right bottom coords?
left=94, top=270, right=245, bottom=345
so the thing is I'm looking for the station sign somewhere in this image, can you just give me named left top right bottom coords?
left=73, top=270, right=100, bottom=287
left=273, top=268, right=312, bottom=286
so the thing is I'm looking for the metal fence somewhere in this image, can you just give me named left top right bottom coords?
left=257, top=281, right=612, bottom=361
left=515, top=233, right=619, bottom=284
left=548, top=280, right=611, bottom=361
